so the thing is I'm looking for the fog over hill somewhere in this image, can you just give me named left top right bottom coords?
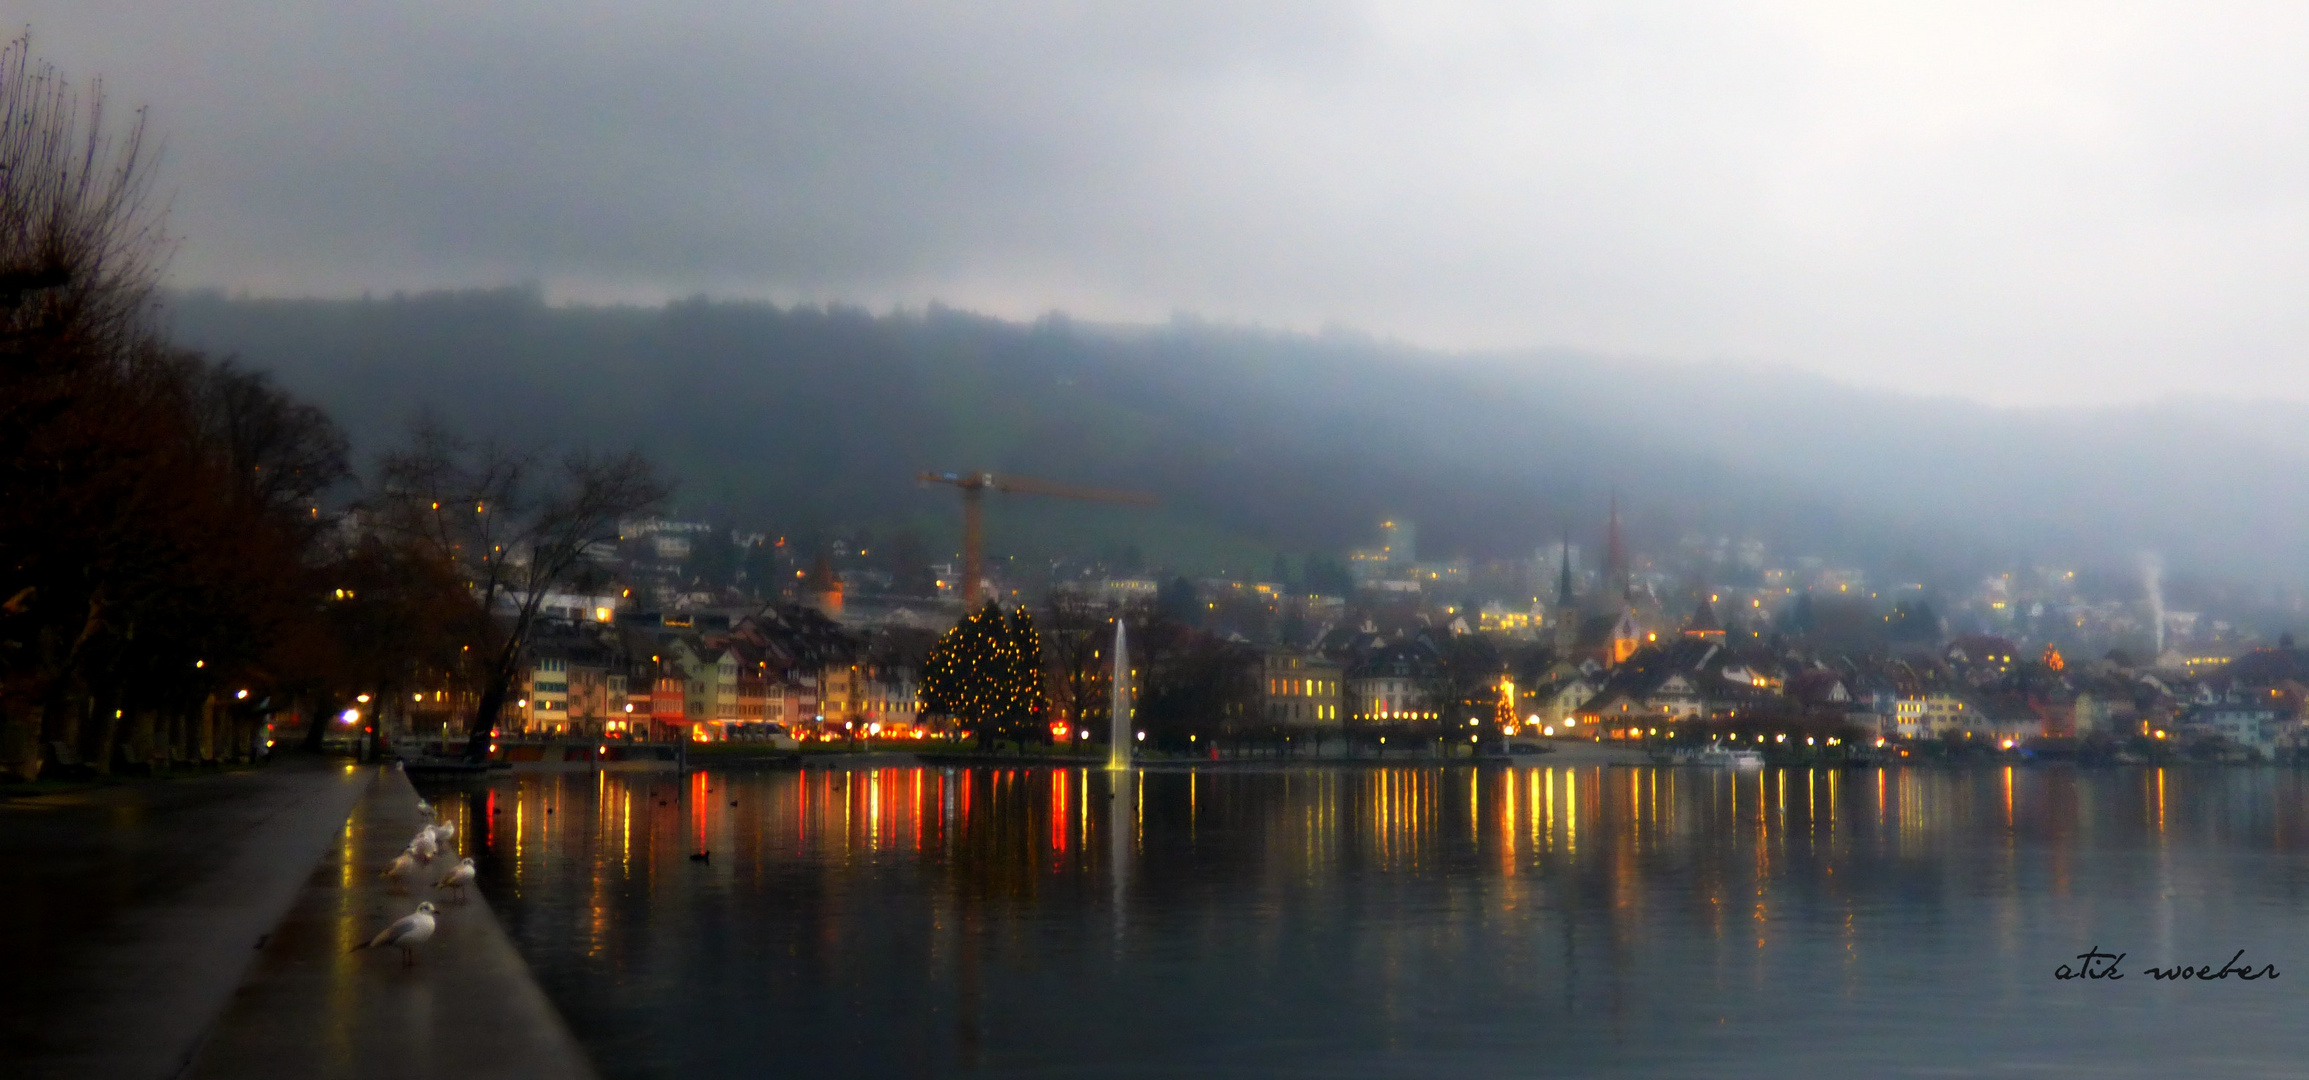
left=163, top=289, right=2306, bottom=592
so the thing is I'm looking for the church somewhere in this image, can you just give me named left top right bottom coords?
left=1550, top=495, right=1663, bottom=668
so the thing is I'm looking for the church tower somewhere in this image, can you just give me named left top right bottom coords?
left=1604, top=492, right=1631, bottom=604
left=1601, top=493, right=1644, bottom=665
left=1552, top=532, right=1579, bottom=654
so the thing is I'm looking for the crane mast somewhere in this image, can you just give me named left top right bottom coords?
left=917, top=471, right=1156, bottom=608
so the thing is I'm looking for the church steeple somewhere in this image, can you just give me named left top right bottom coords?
left=1551, top=530, right=1579, bottom=655
left=1555, top=530, right=1576, bottom=610
left=1604, top=491, right=1631, bottom=603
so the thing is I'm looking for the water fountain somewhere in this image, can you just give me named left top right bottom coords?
left=1107, top=619, right=1133, bottom=772
left=2142, top=551, right=2166, bottom=656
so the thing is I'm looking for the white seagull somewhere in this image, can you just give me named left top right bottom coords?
left=410, top=829, right=439, bottom=863
left=352, top=901, right=438, bottom=966
left=382, top=848, right=418, bottom=889
left=435, top=857, right=476, bottom=902
left=431, top=820, right=456, bottom=845
left=415, top=798, right=432, bottom=817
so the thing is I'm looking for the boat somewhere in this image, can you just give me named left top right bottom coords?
left=1685, top=743, right=1765, bottom=770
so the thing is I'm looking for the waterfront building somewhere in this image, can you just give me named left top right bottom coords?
left=1261, top=650, right=1345, bottom=728
left=1347, top=640, right=1436, bottom=722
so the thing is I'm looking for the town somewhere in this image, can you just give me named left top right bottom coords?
left=378, top=506, right=2309, bottom=767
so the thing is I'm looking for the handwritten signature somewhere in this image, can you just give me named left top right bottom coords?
left=2056, top=948, right=2279, bottom=981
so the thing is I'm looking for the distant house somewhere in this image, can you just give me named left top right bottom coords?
left=1261, top=649, right=1344, bottom=728
left=1968, top=692, right=2041, bottom=744
left=1891, top=691, right=1970, bottom=740
left=1571, top=638, right=1768, bottom=737
left=2187, top=685, right=2295, bottom=755
left=2072, top=684, right=2142, bottom=739
left=1347, top=640, right=1435, bottom=722
left=1526, top=670, right=1600, bottom=732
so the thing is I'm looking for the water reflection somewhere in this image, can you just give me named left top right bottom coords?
left=424, top=764, right=2309, bottom=1079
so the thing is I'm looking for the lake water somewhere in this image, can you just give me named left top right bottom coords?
left=420, top=763, right=2309, bottom=1078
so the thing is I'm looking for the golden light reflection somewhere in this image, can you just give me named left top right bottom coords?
left=1565, top=769, right=1578, bottom=856
left=1529, top=770, right=1542, bottom=853
left=2156, top=768, right=2166, bottom=837
left=441, top=760, right=2304, bottom=1004
left=1543, top=769, right=1555, bottom=853
left=1805, top=768, right=1815, bottom=834
left=1470, top=768, right=1480, bottom=848
left=1824, top=769, right=1837, bottom=839
left=1502, top=766, right=1517, bottom=876
left=2003, top=766, right=2014, bottom=831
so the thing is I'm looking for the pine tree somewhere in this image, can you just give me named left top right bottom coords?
left=1005, top=606, right=1050, bottom=743
left=921, top=602, right=1052, bottom=750
left=922, top=602, right=1006, bottom=748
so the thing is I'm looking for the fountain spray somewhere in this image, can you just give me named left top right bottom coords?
left=2141, top=552, right=2166, bottom=656
left=1107, top=619, right=1133, bottom=772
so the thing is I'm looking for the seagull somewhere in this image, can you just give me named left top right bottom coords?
left=435, top=857, right=476, bottom=902
left=382, top=848, right=418, bottom=890
left=415, top=798, right=432, bottom=817
left=353, top=902, right=437, bottom=966
left=419, top=823, right=456, bottom=856
left=411, top=829, right=439, bottom=863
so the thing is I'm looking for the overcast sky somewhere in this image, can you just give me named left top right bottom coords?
left=23, top=2, right=2309, bottom=406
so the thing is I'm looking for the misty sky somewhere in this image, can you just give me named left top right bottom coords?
left=24, top=2, right=2309, bottom=406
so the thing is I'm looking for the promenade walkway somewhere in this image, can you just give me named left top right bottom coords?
left=0, top=755, right=598, bottom=1080
left=188, top=765, right=598, bottom=1080
left=0, top=755, right=370, bottom=1080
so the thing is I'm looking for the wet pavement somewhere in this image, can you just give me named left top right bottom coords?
left=0, top=755, right=371, bottom=1080
left=187, top=764, right=599, bottom=1080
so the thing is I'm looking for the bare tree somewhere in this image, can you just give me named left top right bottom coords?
left=1040, top=587, right=1120, bottom=737
left=0, top=33, right=165, bottom=359
left=1422, top=630, right=1505, bottom=756
left=374, top=420, right=667, bottom=760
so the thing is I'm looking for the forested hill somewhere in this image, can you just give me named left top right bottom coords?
left=163, top=288, right=2309, bottom=587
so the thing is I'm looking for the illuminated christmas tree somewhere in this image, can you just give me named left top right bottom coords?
left=921, top=602, right=1048, bottom=749
left=1005, top=605, right=1050, bottom=740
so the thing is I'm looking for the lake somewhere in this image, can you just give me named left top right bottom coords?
left=420, top=762, right=2309, bottom=1078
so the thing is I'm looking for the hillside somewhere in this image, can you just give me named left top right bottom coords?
left=161, top=289, right=2309, bottom=590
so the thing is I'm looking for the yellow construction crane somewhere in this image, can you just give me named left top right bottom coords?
left=917, top=471, right=1157, bottom=608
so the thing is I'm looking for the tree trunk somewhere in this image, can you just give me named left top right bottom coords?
left=124, top=711, right=156, bottom=772
left=0, top=702, right=41, bottom=781
left=75, top=687, right=112, bottom=774
left=82, top=692, right=121, bottom=775
left=302, top=693, right=334, bottom=753
left=466, top=675, right=508, bottom=762
left=39, top=683, right=77, bottom=751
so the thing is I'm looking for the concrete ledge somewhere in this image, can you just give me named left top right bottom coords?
left=0, top=756, right=371, bottom=1080
left=188, top=768, right=598, bottom=1080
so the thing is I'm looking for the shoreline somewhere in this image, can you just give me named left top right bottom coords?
left=0, top=755, right=370, bottom=1080
left=186, top=765, right=599, bottom=1079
